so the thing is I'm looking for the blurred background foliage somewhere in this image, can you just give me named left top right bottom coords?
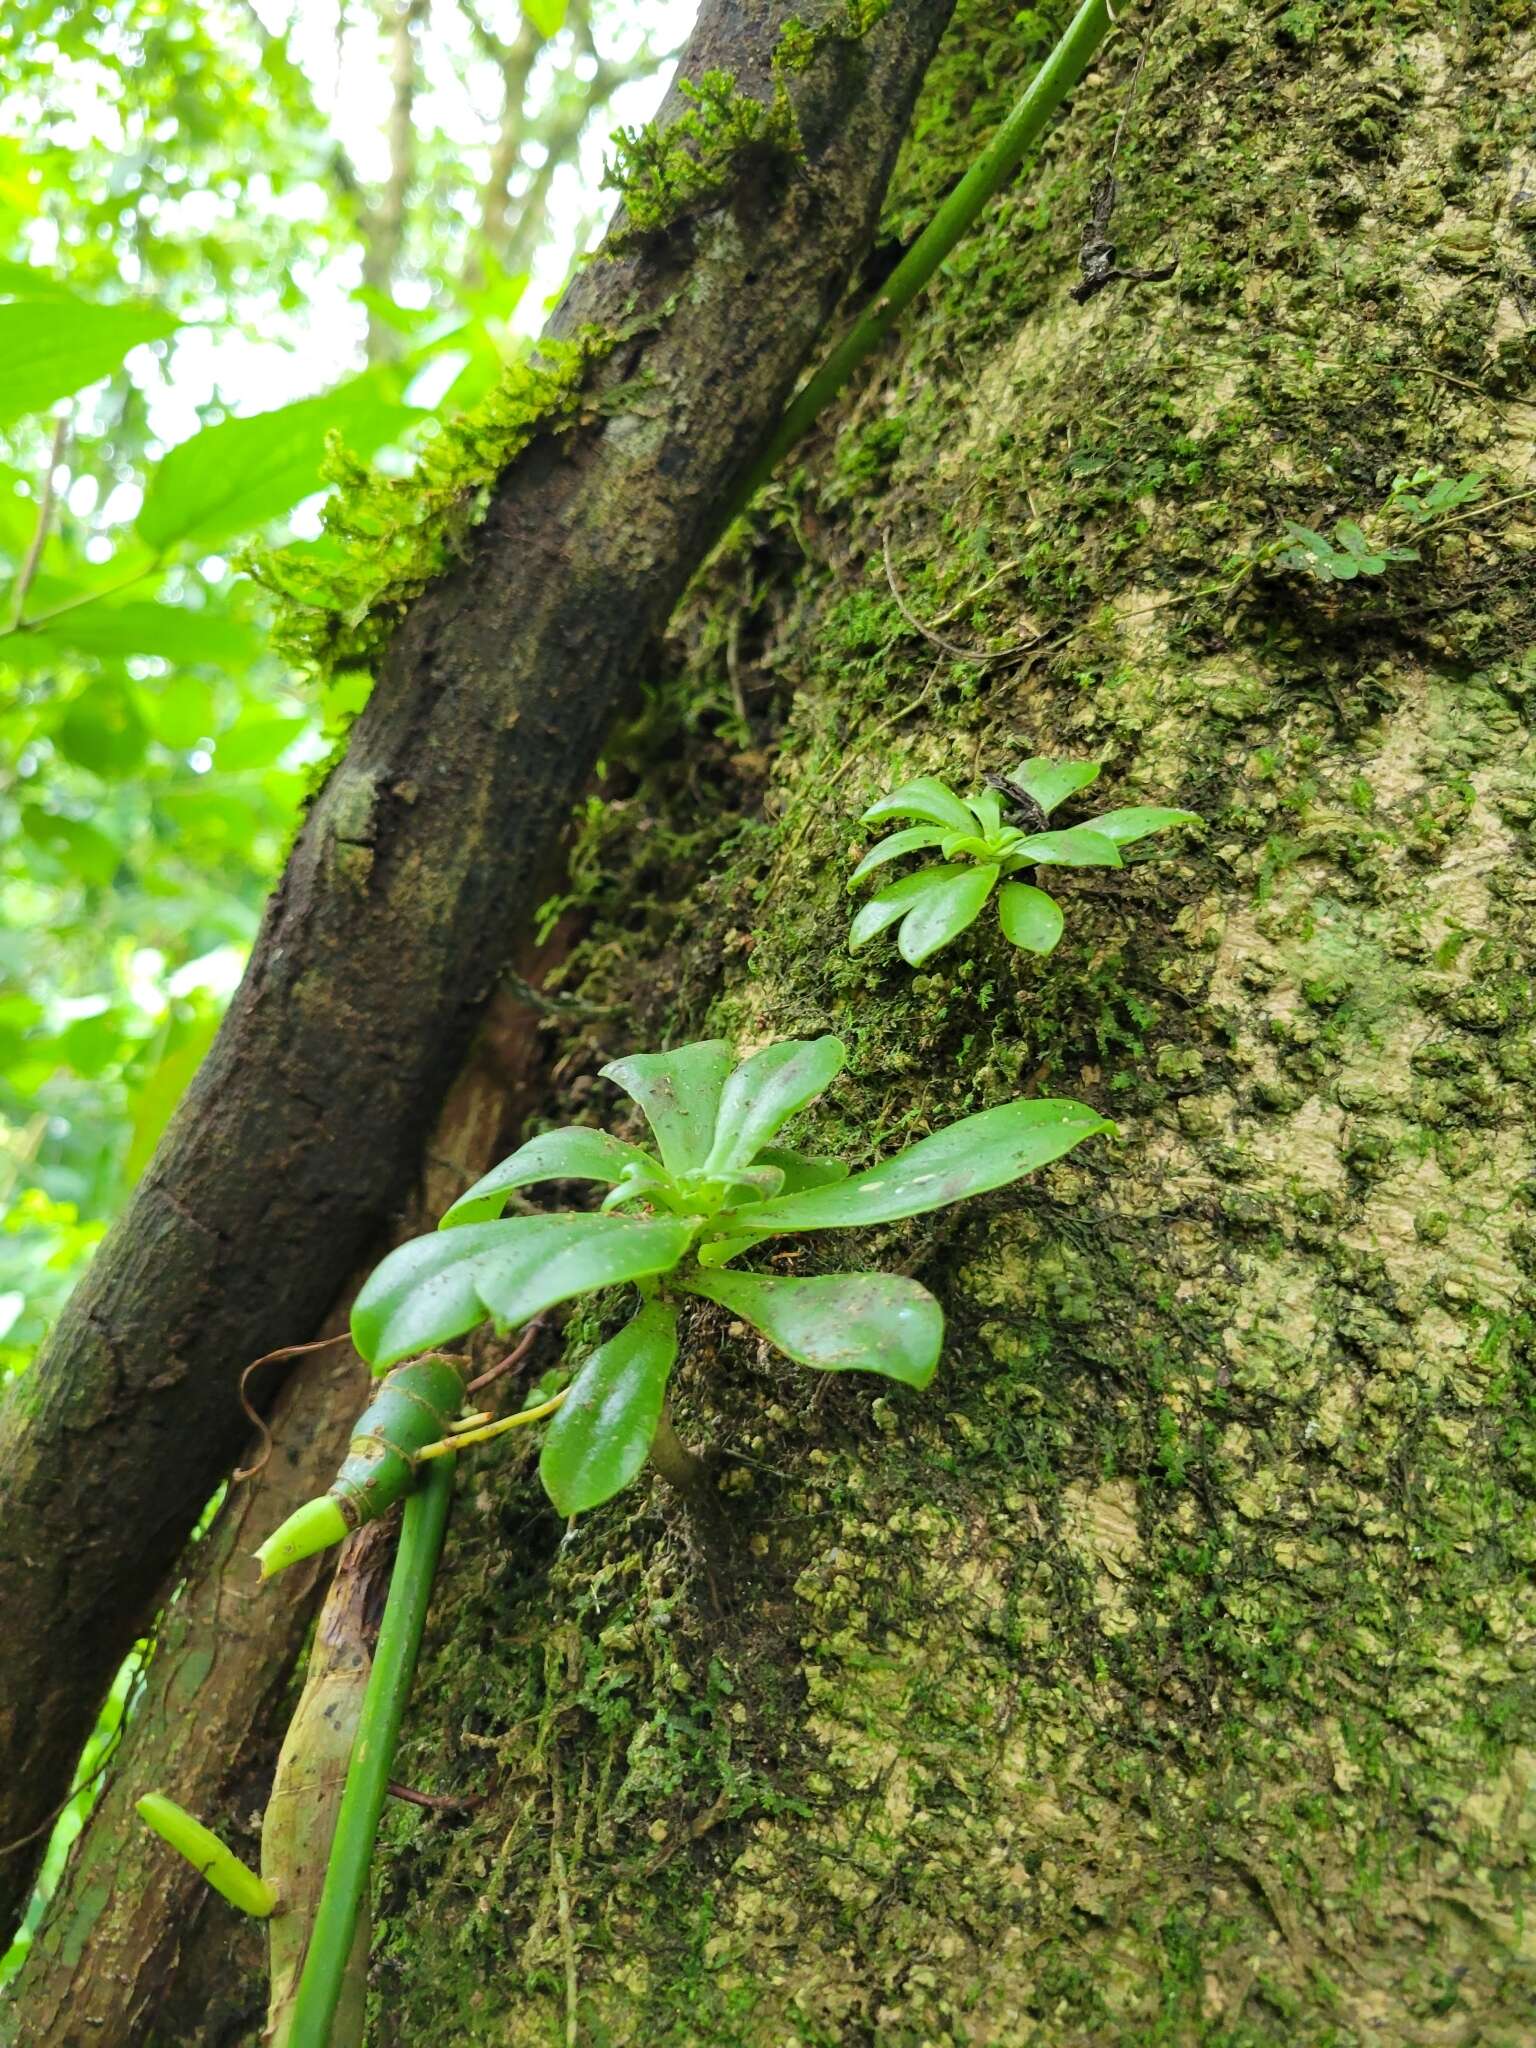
left=0, top=0, right=683, bottom=1379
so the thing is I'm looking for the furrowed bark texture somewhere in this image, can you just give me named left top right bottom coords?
left=0, top=0, right=956, bottom=1930
left=263, top=4, right=1528, bottom=2042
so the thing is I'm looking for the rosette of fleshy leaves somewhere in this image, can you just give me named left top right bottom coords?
left=334, top=1036, right=1110, bottom=1523
left=849, top=757, right=1199, bottom=966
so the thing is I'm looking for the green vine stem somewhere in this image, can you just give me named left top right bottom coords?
left=282, top=1454, right=455, bottom=2048
left=728, top=0, right=1114, bottom=522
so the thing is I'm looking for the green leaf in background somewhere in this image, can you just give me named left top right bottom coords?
left=0, top=295, right=179, bottom=426
left=520, top=0, right=570, bottom=35
left=685, top=1268, right=944, bottom=1388
left=55, top=687, right=149, bottom=778
left=997, top=881, right=1064, bottom=954
left=135, top=372, right=423, bottom=552
left=600, top=1040, right=734, bottom=1176
left=721, top=1097, right=1114, bottom=1238
left=18, top=808, right=119, bottom=887
left=441, top=1126, right=657, bottom=1228
left=125, top=1011, right=220, bottom=1182
left=26, top=600, right=261, bottom=669
left=0, top=262, right=76, bottom=300
left=703, top=1034, right=845, bottom=1176
left=539, top=1301, right=678, bottom=1515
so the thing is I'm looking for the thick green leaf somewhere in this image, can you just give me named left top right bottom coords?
left=352, top=1220, right=508, bottom=1369
left=1082, top=805, right=1200, bottom=846
left=685, top=1269, right=943, bottom=1388
left=474, top=1214, right=692, bottom=1334
left=997, top=882, right=1064, bottom=954
left=539, top=1301, right=678, bottom=1515
left=600, top=1039, right=733, bottom=1175
left=1005, top=757, right=1101, bottom=817
left=0, top=297, right=179, bottom=427
left=848, top=825, right=945, bottom=884
left=1007, top=826, right=1122, bottom=868
left=353, top=1214, right=692, bottom=1369
left=849, top=865, right=957, bottom=951
left=897, top=863, right=998, bottom=965
left=713, top=1097, right=1114, bottom=1238
left=754, top=1147, right=850, bottom=1195
left=861, top=776, right=974, bottom=835
left=136, top=373, right=421, bottom=551
left=441, top=1127, right=657, bottom=1228
left=703, top=1035, right=845, bottom=1175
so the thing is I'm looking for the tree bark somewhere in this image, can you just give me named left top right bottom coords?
left=0, top=0, right=956, bottom=1936
left=0, top=968, right=554, bottom=2046
left=220, top=4, right=1530, bottom=2041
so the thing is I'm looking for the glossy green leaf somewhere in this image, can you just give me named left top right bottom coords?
left=1007, top=827, right=1122, bottom=868
left=997, top=882, right=1064, bottom=954
left=539, top=1301, right=678, bottom=1515
left=0, top=296, right=179, bottom=427
left=441, top=1127, right=657, bottom=1228
left=473, top=1214, right=692, bottom=1336
left=352, top=1214, right=692, bottom=1370
left=1004, top=757, right=1101, bottom=816
left=1082, top=805, right=1200, bottom=846
left=714, top=1097, right=1114, bottom=1238
left=967, top=788, right=1005, bottom=836
left=897, top=863, right=998, bottom=965
left=860, top=776, right=974, bottom=835
left=600, top=1039, right=733, bottom=1175
left=849, top=865, right=955, bottom=951
left=685, top=1269, right=943, bottom=1388
left=848, top=825, right=945, bottom=884
left=703, top=1034, right=845, bottom=1175
left=754, top=1147, right=850, bottom=1194
left=136, top=373, right=422, bottom=551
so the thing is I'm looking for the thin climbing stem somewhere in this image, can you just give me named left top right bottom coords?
left=728, top=0, right=1115, bottom=520
left=8, top=415, right=70, bottom=632
left=283, top=1454, right=454, bottom=2048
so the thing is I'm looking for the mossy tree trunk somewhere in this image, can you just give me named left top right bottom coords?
left=349, top=7, right=1536, bottom=2040
left=25, top=1, right=1536, bottom=2042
